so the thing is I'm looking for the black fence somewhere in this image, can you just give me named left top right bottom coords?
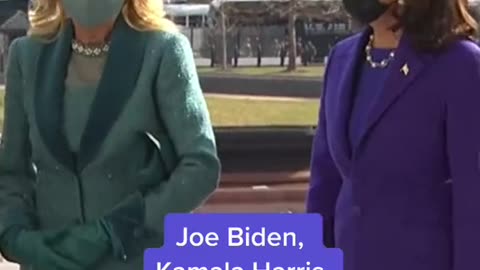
left=200, top=75, right=323, bottom=98
left=215, top=126, right=315, bottom=173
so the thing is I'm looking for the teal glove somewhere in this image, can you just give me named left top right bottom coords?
left=0, top=227, right=82, bottom=270
left=47, top=220, right=111, bottom=268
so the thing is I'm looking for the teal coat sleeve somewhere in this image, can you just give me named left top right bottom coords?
left=147, top=33, right=220, bottom=229
left=0, top=39, right=36, bottom=240
left=102, top=33, right=221, bottom=260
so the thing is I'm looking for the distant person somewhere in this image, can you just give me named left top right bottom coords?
left=233, top=43, right=240, bottom=67
left=209, top=40, right=216, bottom=67
left=0, top=0, right=220, bottom=269
left=0, top=44, right=4, bottom=74
left=274, top=39, right=281, bottom=57
left=307, top=0, right=480, bottom=270
left=280, top=41, right=287, bottom=66
left=245, top=37, right=252, bottom=57
left=296, top=38, right=304, bottom=65
left=0, top=53, right=3, bottom=74
left=307, top=41, right=317, bottom=63
left=256, top=37, right=262, bottom=67
left=296, top=38, right=303, bottom=55
left=301, top=43, right=309, bottom=66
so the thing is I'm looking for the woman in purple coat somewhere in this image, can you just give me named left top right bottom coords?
left=307, top=0, right=480, bottom=270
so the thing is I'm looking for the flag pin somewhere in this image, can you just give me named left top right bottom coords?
left=401, top=63, right=409, bottom=76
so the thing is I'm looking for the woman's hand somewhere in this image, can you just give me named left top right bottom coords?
left=1, top=227, right=83, bottom=270
left=46, top=220, right=112, bottom=269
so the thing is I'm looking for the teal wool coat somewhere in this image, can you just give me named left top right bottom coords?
left=0, top=18, right=220, bottom=269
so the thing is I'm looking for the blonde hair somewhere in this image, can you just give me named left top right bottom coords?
left=28, top=0, right=177, bottom=39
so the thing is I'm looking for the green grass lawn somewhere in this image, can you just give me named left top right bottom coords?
left=206, top=96, right=319, bottom=126
left=0, top=88, right=318, bottom=127
left=198, top=66, right=325, bottom=78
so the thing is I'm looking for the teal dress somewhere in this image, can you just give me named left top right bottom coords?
left=64, top=53, right=105, bottom=152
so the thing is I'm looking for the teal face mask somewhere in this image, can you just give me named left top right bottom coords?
left=62, top=0, right=125, bottom=28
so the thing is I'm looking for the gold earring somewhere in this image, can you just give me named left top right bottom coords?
left=398, top=0, right=405, bottom=5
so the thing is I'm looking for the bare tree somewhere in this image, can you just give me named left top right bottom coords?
left=287, top=0, right=297, bottom=71
left=264, top=0, right=344, bottom=71
left=211, top=0, right=261, bottom=70
left=211, top=0, right=346, bottom=71
left=219, top=2, right=228, bottom=70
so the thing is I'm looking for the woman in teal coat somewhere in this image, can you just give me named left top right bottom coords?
left=0, top=0, right=220, bottom=269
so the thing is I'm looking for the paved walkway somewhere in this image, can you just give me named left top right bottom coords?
left=204, top=93, right=317, bottom=102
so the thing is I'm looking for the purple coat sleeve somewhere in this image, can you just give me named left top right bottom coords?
left=306, top=48, right=342, bottom=247
left=445, top=46, right=480, bottom=270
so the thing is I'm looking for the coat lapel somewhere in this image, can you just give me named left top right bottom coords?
left=330, top=28, right=371, bottom=164
left=35, top=20, right=75, bottom=171
left=35, top=17, right=148, bottom=172
left=77, top=17, right=147, bottom=171
left=354, top=34, right=431, bottom=156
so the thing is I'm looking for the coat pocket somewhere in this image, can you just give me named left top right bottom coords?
left=144, top=131, right=177, bottom=174
left=136, top=132, right=170, bottom=194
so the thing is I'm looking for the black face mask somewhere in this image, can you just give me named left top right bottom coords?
left=342, top=0, right=390, bottom=24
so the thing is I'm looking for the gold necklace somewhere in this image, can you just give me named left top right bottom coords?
left=365, top=35, right=395, bottom=68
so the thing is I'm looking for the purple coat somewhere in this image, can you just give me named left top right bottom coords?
left=307, top=28, right=480, bottom=270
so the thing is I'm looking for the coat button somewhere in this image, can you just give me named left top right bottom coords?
left=352, top=206, right=362, bottom=216
left=134, top=227, right=145, bottom=238
left=122, top=254, right=128, bottom=261
left=22, top=193, right=30, bottom=201
left=107, top=173, right=113, bottom=180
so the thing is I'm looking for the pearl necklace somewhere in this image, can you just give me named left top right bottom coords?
left=365, top=35, right=395, bottom=68
left=71, top=39, right=110, bottom=57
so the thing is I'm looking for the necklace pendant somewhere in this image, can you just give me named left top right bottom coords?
left=401, top=63, right=410, bottom=76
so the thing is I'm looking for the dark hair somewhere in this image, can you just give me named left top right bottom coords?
left=394, top=0, right=478, bottom=51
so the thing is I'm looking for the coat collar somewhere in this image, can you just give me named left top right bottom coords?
left=35, top=16, right=148, bottom=172
left=358, top=29, right=432, bottom=156
left=332, top=27, right=432, bottom=162
left=329, top=28, right=370, bottom=164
